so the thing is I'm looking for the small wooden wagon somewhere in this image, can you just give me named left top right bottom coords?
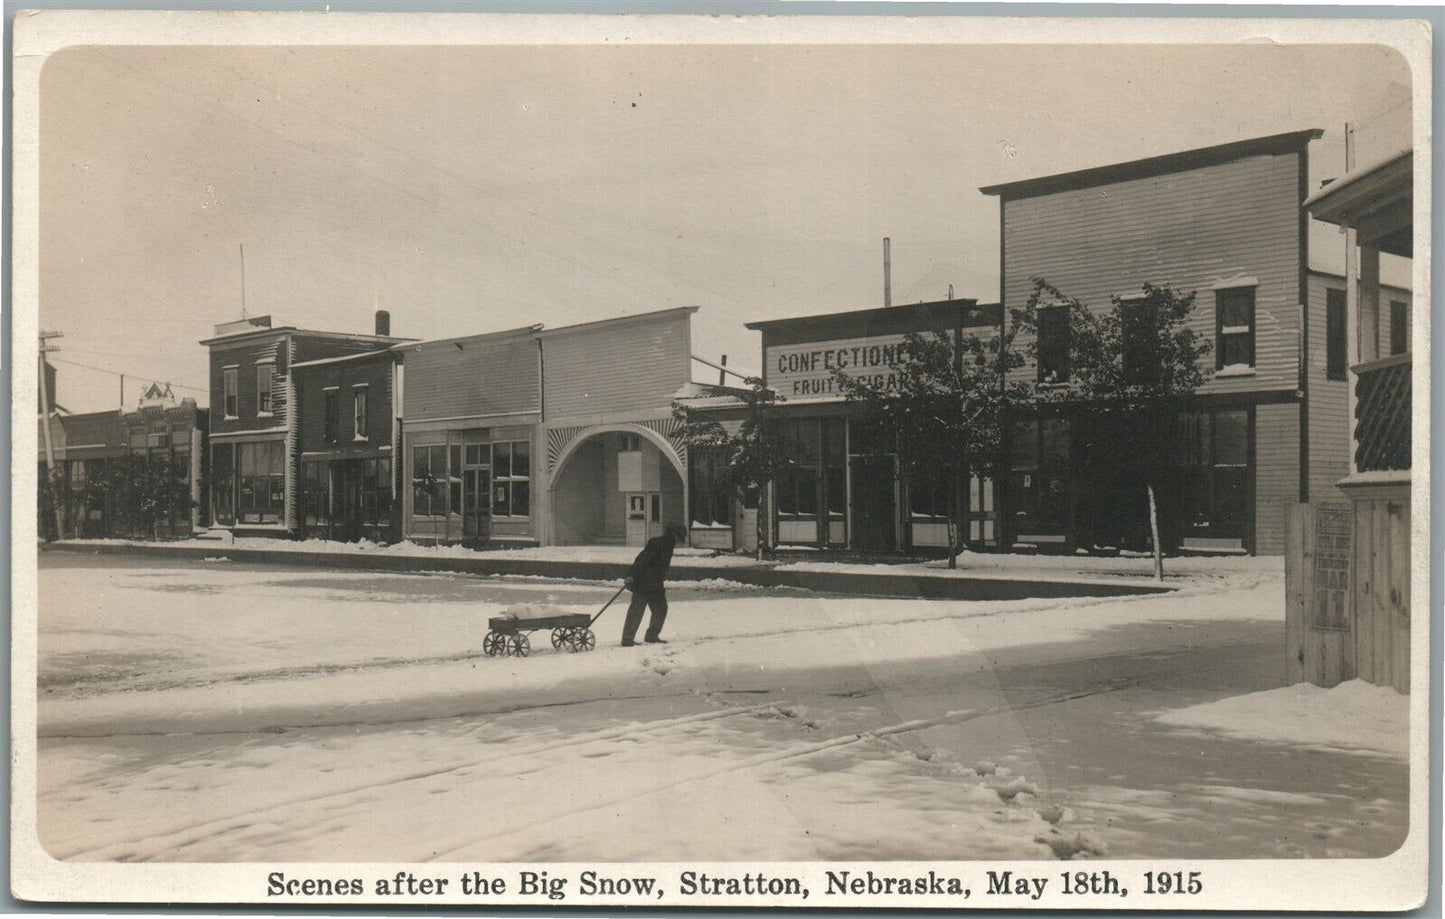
left=484, top=613, right=597, bottom=658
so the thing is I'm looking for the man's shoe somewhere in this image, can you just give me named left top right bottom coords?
left=621, top=640, right=637, bottom=647
left=644, top=637, right=667, bottom=644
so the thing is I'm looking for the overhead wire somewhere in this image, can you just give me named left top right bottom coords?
left=49, top=357, right=207, bottom=395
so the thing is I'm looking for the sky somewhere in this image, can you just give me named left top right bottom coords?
left=39, top=40, right=1413, bottom=413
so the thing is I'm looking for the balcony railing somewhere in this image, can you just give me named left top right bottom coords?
left=1353, top=352, right=1411, bottom=472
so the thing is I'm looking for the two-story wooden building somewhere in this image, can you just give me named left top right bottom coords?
left=201, top=314, right=404, bottom=536
left=978, top=128, right=1402, bottom=555
left=293, top=318, right=402, bottom=543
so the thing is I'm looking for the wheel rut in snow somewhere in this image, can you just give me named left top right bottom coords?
left=53, top=700, right=777, bottom=861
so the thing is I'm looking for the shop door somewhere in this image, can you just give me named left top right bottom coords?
left=849, top=456, right=896, bottom=552
left=624, top=493, right=662, bottom=546
left=339, top=460, right=364, bottom=542
left=463, top=468, right=491, bottom=540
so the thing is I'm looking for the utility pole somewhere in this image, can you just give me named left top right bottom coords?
left=1342, top=122, right=1361, bottom=477
left=39, top=330, right=65, bottom=541
left=883, top=238, right=892, bottom=307
left=718, top=354, right=728, bottom=386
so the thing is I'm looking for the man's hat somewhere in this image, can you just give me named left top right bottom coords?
left=666, top=522, right=688, bottom=541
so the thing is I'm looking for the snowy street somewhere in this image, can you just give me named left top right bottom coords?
left=37, top=551, right=1408, bottom=863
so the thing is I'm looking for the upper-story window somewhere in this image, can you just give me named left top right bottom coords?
left=1036, top=305, right=1070, bottom=384
left=1121, top=297, right=1160, bottom=384
left=1215, top=286, right=1256, bottom=370
left=222, top=367, right=238, bottom=419
left=353, top=385, right=369, bottom=441
left=255, top=360, right=274, bottom=415
left=1326, top=289, right=1348, bottom=381
left=323, top=388, right=340, bottom=443
left=1390, top=300, right=1408, bottom=355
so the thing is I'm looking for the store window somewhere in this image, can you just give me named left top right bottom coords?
left=688, top=447, right=733, bottom=527
left=353, top=386, right=369, bottom=440
left=256, top=361, right=274, bottom=414
left=1326, top=289, right=1348, bottom=381
left=237, top=440, right=285, bottom=525
left=1179, top=409, right=1248, bottom=542
left=909, top=475, right=950, bottom=520
left=775, top=419, right=820, bottom=521
left=492, top=440, right=530, bottom=517
left=412, top=444, right=450, bottom=517
left=1215, top=287, right=1256, bottom=369
left=323, top=389, right=339, bottom=443
left=1037, top=305, right=1070, bottom=384
left=222, top=367, right=238, bottom=418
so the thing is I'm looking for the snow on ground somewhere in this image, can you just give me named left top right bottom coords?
left=1153, top=680, right=1409, bottom=759
left=38, top=559, right=1279, bottom=738
left=37, top=552, right=1402, bottom=864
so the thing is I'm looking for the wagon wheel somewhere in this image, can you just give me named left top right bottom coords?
left=507, top=632, right=531, bottom=658
left=482, top=631, right=505, bottom=657
left=573, top=628, right=596, bottom=653
left=551, top=628, right=570, bottom=651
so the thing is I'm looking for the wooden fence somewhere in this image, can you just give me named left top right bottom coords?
left=1285, top=496, right=1409, bottom=692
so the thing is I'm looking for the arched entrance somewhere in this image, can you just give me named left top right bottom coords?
left=550, top=425, right=687, bottom=546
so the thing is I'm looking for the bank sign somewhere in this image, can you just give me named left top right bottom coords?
left=766, top=334, right=911, bottom=398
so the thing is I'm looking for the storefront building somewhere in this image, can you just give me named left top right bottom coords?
left=684, top=298, right=1003, bottom=553
left=202, top=313, right=404, bottom=536
left=37, top=388, right=208, bottom=540
left=396, top=324, right=543, bottom=545
left=294, top=345, right=400, bottom=542
left=394, top=305, right=698, bottom=548
left=981, top=128, right=1382, bottom=555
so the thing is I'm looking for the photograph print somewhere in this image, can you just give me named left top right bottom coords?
left=11, top=11, right=1431, bottom=911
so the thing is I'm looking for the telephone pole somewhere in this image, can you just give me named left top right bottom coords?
left=39, top=330, right=65, bottom=541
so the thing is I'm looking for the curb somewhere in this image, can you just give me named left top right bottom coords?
left=41, top=541, right=1176, bottom=601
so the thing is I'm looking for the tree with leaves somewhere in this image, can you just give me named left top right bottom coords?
left=673, top=377, right=793, bottom=560
left=1012, top=279, right=1212, bottom=580
left=76, top=454, right=195, bottom=540
left=834, top=327, right=1024, bottom=569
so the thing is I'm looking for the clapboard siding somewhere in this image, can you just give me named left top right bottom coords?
left=296, top=354, right=394, bottom=455
left=1003, top=151, right=1303, bottom=397
left=208, top=335, right=289, bottom=435
left=401, top=333, right=540, bottom=421
left=543, top=311, right=692, bottom=423
left=1255, top=401, right=1300, bottom=555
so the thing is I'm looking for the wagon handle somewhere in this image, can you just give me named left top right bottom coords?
left=589, top=584, right=629, bottom=627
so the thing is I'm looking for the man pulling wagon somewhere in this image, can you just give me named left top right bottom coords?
left=620, top=521, right=687, bottom=647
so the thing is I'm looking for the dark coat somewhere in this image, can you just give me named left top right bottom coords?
left=628, top=532, right=677, bottom=590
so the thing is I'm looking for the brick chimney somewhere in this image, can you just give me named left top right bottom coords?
left=375, top=309, right=391, bottom=337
